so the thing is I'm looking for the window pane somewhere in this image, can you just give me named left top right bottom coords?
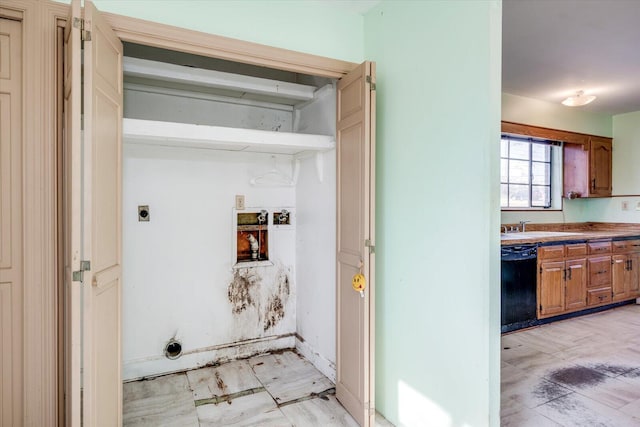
left=500, top=139, right=509, bottom=157
left=508, top=184, right=530, bottom=207
left=501, top=159, right=508, bottom=182
left=532, top=143, right=551, bottom=162
left=509, top=140, right=530, bottom=160
left=532, top=162, right=550, bottom=185
left=532, top=185, right=550, bottom=207
left=501, top=184, right=509, bottom=207
left=509, top=160, right=530, bottom=184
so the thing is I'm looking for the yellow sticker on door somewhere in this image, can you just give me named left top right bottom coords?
left=352, top=273, right=366, bottom=292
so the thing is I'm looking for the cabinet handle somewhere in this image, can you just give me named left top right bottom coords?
left=596, top=270, right=607, bottom=274
left=592, top=178, right=596, bottom=190
left=630, top=260, right=634, bottom=271
left=567, top=267, right=572, bottom=280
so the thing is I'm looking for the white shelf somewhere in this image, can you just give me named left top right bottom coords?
left=124, top=57, right=317, bottom=105
left=123, top=118, right=335, bottom=156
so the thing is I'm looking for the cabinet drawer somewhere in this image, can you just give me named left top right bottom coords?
left=613, top=239, right=640, bottom=253
left=588, top=241, right=611, bottom=254
left=538, top=245, right=565, bottom=260
left=587, top=288, right=612, bottom=306
left=588, top=256, right=611, bottom=287
left=566, top=243, right=587, bottom=258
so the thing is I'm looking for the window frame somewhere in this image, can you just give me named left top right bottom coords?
left=500, top=135, right=558, bottom=210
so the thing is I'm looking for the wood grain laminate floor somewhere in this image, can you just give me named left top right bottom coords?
left=501, top=303, right=640, bottom=426
left=124, top=350, right=394, bottom=426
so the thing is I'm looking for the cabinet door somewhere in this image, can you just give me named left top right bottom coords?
left=629, top=252, right=640, bottom=297
left=612, top=254, right=629, bottom=301
left=588, top=255, right=611, bottom=288
left=539, top=261, right=565, bottom=317
left=565, top=258, right=587, bottom=310
left=589, top=137, right=612, bottom=196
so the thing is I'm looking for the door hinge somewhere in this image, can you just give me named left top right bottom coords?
left=72, top=260, right=91, bottom=282
left=365, top=239, right=375, bottom=254
left=73, top=17, right=91, bottom=41
left=365, top=75, right=376, bottom=91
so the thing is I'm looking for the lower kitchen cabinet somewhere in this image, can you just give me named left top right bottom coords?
left=538, top=244, right=587, bottom=318
left=539, top=260, right=565, bottom=317
left=612, top=240, right=640, bottom=302
left=565, top=258, right=588, bottom=310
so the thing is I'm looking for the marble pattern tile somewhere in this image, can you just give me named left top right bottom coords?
left=280, top=395, right=359, bottom=427
left=250, top=351, right=335, bottom=404
left=186, top=360, right=262, bottom=400
left=123, top=350, right=395, bottom=427
left=196, top=391, right=290, bottom=427
left=123, top=373, right=199, bottom=427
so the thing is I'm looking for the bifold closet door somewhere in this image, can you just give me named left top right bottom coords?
left=336, top=61, right=376, bottom=427
left=0, top=15, right=23, bottom=426
left=64, top=0, right=123, bottom=425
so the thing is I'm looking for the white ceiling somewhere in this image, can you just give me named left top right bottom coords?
left=502, top=0, right=640, bottom=115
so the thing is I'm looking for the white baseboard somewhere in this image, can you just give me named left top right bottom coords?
left=123, top=334, right=295, bottom=381
left=295, top=336, right=336, bottom=383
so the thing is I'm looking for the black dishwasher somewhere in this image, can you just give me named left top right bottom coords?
left=501, top=244, right=537, bottom=333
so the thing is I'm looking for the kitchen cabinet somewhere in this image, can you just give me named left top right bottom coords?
left=586, top=241, right=612, bottom=307
left=538, top=243, right=587, bottom=318
left=612, top=240, right=640, bottom=302
left=564, top=136, right=612, bottom=198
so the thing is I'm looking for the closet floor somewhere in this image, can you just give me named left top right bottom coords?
left=123, top=350, right=394, bottom=426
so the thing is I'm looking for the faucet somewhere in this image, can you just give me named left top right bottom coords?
left=519, top=220, right=531, bottom=232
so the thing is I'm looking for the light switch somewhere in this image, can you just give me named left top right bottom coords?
left=636, top=201, right=640, bottom=211
left=235, top=195, right=245, bottom=210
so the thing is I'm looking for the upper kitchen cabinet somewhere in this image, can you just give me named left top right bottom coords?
left=501, top=122, right=613, bottom=199
left=564, top=136, right=612, bottom=198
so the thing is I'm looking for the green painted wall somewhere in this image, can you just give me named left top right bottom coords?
left=502, top=93, right=613, bottom=137
left=365, top=2, right=501, bottom=426
left=71, top=1, right=503, bottom=424
left=91, top=0, right=365, bottom=62
left=501, top=96, right=639, bottom=225
left=612, top=111, right=640, bottom=196
left=582, top=111, right=640, bottom=224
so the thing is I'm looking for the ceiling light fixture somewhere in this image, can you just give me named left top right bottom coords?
left=561, top=90, right=596, bottom=107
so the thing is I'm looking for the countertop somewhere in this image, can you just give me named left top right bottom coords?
left=500, top=222, right=640, bottom=245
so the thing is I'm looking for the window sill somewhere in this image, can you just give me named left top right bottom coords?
left=501, top=208, right=561, bottom=212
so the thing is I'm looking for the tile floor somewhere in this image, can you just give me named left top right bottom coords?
left=124, top=350, right=394, bottom=427
left=501, top=303, right=640, bottom=426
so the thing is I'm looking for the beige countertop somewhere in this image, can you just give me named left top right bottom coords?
left=500, top=223, right=640, bottom=245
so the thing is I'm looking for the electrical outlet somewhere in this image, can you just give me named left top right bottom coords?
left=636, top=201, right=640, bottom=211
left=622, top=201, right=629, bottom=211
left=235, top=195, right=245, bottom=210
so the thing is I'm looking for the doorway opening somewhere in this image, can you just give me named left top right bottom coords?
left=120, top=42, right=348, bottom=422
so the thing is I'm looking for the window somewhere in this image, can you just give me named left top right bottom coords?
left=501, top=135, right=558, bottom=209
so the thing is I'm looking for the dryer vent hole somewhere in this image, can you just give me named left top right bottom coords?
left=164, top=340, right=182, bottom=360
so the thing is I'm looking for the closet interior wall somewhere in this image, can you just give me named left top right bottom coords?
left=121, top=44, right=337, bottom=381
